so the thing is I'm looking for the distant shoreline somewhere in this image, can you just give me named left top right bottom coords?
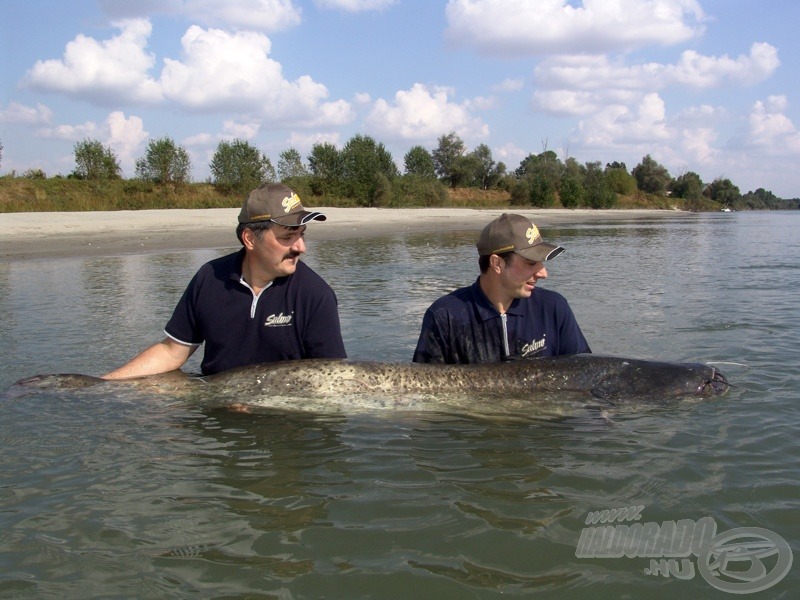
left=0, top=207, right=689, bottom=261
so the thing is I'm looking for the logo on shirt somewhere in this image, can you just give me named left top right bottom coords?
left=522, top=336, right=545, bottom=357
left=265, top=312, right=293, bottom=327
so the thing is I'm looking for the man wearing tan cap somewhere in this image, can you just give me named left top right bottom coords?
left=103, top=183, right=346, bottom=378
left=413, top=213, right=590, bottom=363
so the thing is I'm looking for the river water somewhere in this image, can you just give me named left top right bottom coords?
left=0, top=211, right=797, bottom=598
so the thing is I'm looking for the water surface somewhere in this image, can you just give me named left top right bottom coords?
left=1, top=211, right=797, bottom=598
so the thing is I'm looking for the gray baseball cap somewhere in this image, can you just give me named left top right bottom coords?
left=238, top=183, right=326, bottom=226
left=476, top=213, right=564, bottom=262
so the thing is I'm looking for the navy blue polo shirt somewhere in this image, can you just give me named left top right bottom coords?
left=165, top=249, right=346, bottom=374
left=412, top=277, right=590, bottom=364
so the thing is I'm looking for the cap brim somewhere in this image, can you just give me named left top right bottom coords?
left=516, top=243, right=564, bottom=262
left=270, top=211, right=327, bottom=226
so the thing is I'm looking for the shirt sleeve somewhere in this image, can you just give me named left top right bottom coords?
left=301, top=286, right=347, bottom=359
left=412, top=308, right=449, bottom=363
left=556, top=301, right=591, bottom=355
left=164, top=273, right=204, bottom=345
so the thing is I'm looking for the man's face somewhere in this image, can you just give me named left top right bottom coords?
left=248, top=224, right=307, bottom=278
left=500, top=253, right=548, bottom=299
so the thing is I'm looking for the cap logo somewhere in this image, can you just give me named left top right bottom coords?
left=282, top=193, right=302, bottom=214
left=526, top=225, right=540, bottom=245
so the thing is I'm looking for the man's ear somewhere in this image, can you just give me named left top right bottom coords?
left=489, top=253, right=504, bottom=273
left=241, top=227, right=256, bottom=250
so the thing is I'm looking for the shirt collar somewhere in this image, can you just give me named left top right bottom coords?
left=471, top=277, right=523, bottom=320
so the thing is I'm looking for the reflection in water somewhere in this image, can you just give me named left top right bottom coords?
left=307, top=232, right=479, bottom=361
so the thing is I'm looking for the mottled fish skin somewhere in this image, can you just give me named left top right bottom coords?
left=11, top=355, right=729, bottom=415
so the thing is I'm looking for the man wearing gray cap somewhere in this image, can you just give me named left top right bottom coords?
left=412, top=213, right=590, bottom=364
left=104, top=183, right=346, bottom=378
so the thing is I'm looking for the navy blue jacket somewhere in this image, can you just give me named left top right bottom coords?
left=412, top=278, right=590, bottom=364
left=166, top=250, right=346, bottom=374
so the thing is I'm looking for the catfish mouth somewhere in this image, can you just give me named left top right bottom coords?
left=703, top=368, right=730, bottom=396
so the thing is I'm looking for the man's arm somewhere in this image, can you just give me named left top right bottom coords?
left=412, top=309, right=449, bottom=363
left=101, top=337, right=197, bottom=379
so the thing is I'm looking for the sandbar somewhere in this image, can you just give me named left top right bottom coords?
left=0, top=207, right=687, bottom=261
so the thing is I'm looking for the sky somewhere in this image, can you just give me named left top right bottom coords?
left=2, top=0, right=800, bottom=198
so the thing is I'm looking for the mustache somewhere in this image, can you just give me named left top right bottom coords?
left=283, top=251, right=302, bottom=260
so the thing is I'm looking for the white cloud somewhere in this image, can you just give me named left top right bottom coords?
left=287, top=131, right=342, bottom=154
left=667, top=42, right=779, bottom=88
left=99, top=0, right=302, bottom=32
left=365, top=83, right=489, bottom=142
left=444, top=0, right=705, bottom=56
left=531, top=89, right=599, bottom=117
left=159, top=26, right=354, bottom=127
left=314, top=0, right=397, bottom=11
left=23, top=19, right=162, bottom=105
left=534, top=43, right=779, bottom=97
left=23, top=21, right=354, bottom=128
left=105, top=111, right=148, bottom=172
left=677, top=127, right=718, bottom=166
left=221, top=120, right=261, bottom=140
left=37, top=121, right=102, bottom=141
left=576, top=92, right=672, bottom=149
left=493, top=141, right=526, bottom=165
left=0, top=102, right=54, bottom=125
left=748, top=95, right=800, bottom=154
left=492, top=78, right=524, bottom=93
left=183, top=132, right=216, bottom=146
left=190, top=0, right=302, bottom=30
left=31, top=111, right=146, bottom=176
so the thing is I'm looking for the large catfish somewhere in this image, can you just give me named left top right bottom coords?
left=11, top=355, right=729, bottom=417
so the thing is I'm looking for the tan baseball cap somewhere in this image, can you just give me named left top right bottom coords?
left=476, top=213, right=564, bottom=262
left=238, top=183, right=326, bottom=226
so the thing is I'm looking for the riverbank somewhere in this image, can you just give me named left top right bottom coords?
left=0, top=207, right=688, bottom=261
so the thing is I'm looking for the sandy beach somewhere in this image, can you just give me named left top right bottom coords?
left=0, top=207, right=685, bottom=261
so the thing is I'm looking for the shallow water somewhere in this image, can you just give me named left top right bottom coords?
left=1, top=211, right=797, bottom=598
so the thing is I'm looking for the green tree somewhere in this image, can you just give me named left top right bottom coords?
left=516, top=150, right=560, bottom=179
left=393, top=174, right=447, bottom=207
left=432, top=131, right=466, bottom=188
left=468, top=144, right=504, bottom=190
left=72, top=139, right=121, bottom=180
left=704, top=177, right=741, bottom=208
left=339, top=134, right=398, bottom=206
left=564, top=157, right=586, bottom=180
left=529, top=171, right=557, bottom=207
left=584, top=161, right=617, bottom=208
left=560, top=172, right=585, bottom=208
left=210, top=139, right=274, bottom=194
left=632, top=154, right=671, bottom=195
left=741, top=187, right=779, bottom=210
left=135, top=137, right=191, bottom=184
left=670, top=171, right=704, bottom=201
left=23, top=168, right=47, bottom=179
left=277, top=148, right=308, bottom=180
left=308, top=142, right=341, bottom=196
left=404, top=145, right=436, bottom=178
left=510, top=178, right=531, bottom=206
left=605, top=165, right=637, bottom=195
left=516, top=151, right=563, bottom=205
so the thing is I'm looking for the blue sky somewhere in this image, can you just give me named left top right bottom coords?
left=2, top=0, right=799, bottom=198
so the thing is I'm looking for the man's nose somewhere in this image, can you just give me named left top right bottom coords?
left=292, top=236, right=307, bottom=253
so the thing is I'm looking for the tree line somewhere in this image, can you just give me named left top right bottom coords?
left=2, top=133, right=798, bottom=211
